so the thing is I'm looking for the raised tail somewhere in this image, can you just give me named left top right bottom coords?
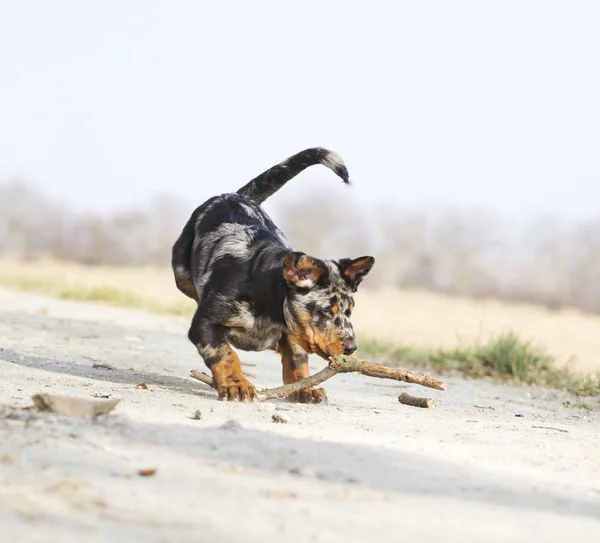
left=236, top=147, right=350, bottom=204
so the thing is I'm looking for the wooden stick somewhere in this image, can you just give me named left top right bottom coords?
left=190, top=366, right=336, bottom=401
left=190, top=354, right=446, bottom=403
left=329, top=355, right=446, bottom=390
left=189, top=370, right=216, bottom=389
left=398, top=392, right=436, bottom=409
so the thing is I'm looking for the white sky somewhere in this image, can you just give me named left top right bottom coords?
left=1, top=1, right=599, bottom=222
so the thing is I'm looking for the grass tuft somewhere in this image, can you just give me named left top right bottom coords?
left=359, top=331, right=600, bottom=397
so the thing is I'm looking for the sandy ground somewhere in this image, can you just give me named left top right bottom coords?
left=2, top=258, right=600, bottom=373
left=1, top=287, right=600, bottom=543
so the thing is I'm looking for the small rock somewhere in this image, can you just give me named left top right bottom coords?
left=31, top=394, right=120, bottom=417
left=272, top=413, right=290, bottom=424
left=137, top=468, right=157, bottom=477
left=136, top=383, right=149, bottom=390
left=189, top=409, right=202, bottom=420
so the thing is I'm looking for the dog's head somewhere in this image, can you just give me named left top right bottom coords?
left=282, top=251, right=375, bottom=358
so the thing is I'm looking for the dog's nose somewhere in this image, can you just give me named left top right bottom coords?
left=343, top=339, right=357, bottom=355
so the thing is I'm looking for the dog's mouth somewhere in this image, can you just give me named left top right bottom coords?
left=314, top=347, right=330, bottom=360
left=311, top=344, right=343, bottom=360
left=297, top=336, right=343, bottom=360
left=302, top=341, right=329, bottom=359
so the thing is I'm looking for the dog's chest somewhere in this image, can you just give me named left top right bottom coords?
left=225, top=303, right=283, bottom=352
left=225, top=323, right=281, bottom=352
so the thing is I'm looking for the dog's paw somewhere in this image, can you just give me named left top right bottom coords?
left=217, top=377, right=256, bottom=402
left=288, top=387, right=328, bottom=405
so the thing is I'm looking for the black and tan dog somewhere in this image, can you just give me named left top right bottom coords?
left=172, top=148, right=375, bottom=403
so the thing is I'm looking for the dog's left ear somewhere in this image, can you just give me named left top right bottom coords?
left=339, top=256, right=375, bottom=291
left=283, top=252, right=328, bottom=289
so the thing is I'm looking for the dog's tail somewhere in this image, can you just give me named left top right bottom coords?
left=236, top=148, right=350, bottom=205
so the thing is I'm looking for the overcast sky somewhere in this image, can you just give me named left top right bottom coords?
left=1, top=1, right=599, bottom=223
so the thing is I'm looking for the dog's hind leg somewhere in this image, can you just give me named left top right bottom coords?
left=171, top=214, right=199, bottom=302
left=173, top=267, right=199, bottom=301
left=188, top=310, right=256, bottom=401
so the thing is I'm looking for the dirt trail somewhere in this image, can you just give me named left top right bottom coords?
left=1, top=287, right=599, bottom=542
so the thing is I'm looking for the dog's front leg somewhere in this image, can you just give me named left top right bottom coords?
left=279, top=335, right=327, bottom=404
left=189, top=317, right=256, bottom=402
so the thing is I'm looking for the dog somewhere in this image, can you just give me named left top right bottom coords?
left=171, top=148, right=375, bottom=403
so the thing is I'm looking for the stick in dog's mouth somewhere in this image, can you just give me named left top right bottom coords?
left=190, top=354, right=446, bottom=403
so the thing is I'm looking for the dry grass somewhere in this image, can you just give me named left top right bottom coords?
left=0, top=258, right=196, bottom=316
left=350, top=287, right=600, bottom=375
left=0, top=273, right=195, bottom=316
left=2, top=258, right=600, bottom=392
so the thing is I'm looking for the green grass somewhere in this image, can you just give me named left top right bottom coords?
left=359, top=331, right=600, bottom=397
left=0, top=274, right=196, bottom=316
left=563, top=400, right=593, bottom=411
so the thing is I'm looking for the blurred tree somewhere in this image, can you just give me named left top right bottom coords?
left=3, top=178, right=600, bottom=315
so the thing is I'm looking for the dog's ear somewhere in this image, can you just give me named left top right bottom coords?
left=338, top=256, right=375, bottom=291
left=283, top=252, right=328, bottom=289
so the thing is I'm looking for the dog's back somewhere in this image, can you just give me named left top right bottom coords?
left=172, top=148, right=349, bottom=304
left=173, top=193, right=290, bottom=305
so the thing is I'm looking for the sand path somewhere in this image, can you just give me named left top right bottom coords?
left=1, top=288, right=599, bottom=542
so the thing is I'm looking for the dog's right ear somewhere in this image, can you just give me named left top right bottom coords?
left=283, top=252, right=327, bottom=289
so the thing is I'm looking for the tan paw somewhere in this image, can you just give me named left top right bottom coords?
left=217, top=376, right=256, bottom=402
